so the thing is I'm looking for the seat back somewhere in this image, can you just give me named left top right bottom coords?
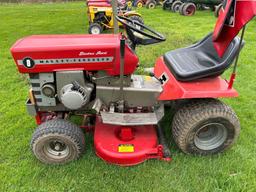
left=163, top=33, right=244, bottom=81
left=194, top=33, right=243, bottom=70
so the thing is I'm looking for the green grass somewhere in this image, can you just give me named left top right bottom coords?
left=1, top=2, right=256, bottom=192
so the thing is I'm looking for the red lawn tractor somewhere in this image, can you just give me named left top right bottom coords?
left=10, top=0, right=253, bottom=166
left=132, top=0, right=162, bottom=9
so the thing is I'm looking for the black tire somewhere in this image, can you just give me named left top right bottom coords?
left=135, top=0, right=143, bottom=8
left=88, top=23, right=102, bottom=34
left=179, top=3, right=186, bottom=15
left=214, top=4, right=222, bottom=17
left=128, top=15, right=144, bottom=30
left=171, top=1, right=182, bottom=12
left=172, top=99, right=240, bottom=155
left=127, top=0, right=133, bottom=8
left=31, top=119, right=85, bottom=164
left=182, top=3, right=196, bottom=16
left=162, top=1, right=168, bottom=10
left=146, top=0, right=157, bottom=9
left=162, top=0, right=172, bottom=10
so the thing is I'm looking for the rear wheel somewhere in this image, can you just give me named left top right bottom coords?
left=88, top=23, right=102, bottom=34
left=31, top=119, right=85, bottom=164
left=179, top=3, right=186, bottom=15
left=172, top=99, right=240, bottom=155
left=146, top=0, right=157, bottom=9
left=182, top=3, right=196, bottom=16
left=135, top=0, right=143, bottom=8
left=162, top=1, right=168, bottom=10
left=171, top=1, right=182, bottom=12
left=127, top=0, right=133, bottom=8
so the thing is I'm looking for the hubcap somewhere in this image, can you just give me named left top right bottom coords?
left=194, top=123, right=228, bottom=151
left=186, top=5, right=195, bottom=15
left=174, top=5, right=180, bottom=12
left=44, top=140, right=70, bottom=159
left=149, top=3, right=155, bottom=8
left=127, top=1, right=132, bottom=7
left=91, top=26, right=100, bottom=34
left=137, top=2, right=143, bottom=8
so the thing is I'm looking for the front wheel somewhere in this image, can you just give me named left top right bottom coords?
left=179, top=3, right=186, bottom=15
left=88, top=23, right=102, bottom=34
left=172, top=99, right=240, bottom=155
left=182, top=3, right=196, bottom=16
left=146, top=0, right=157, bottom=9
left=127, top=0, right=133, bottom=8
left=31, top=119, right=85, bottom=164
left=135, top=0, right=144, bottom=8
left=171, top=1, right=182, bottom=12
left=162, top=1, right=168, bottom=10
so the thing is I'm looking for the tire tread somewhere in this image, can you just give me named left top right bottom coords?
left=172, top=99, right=240, bottom=155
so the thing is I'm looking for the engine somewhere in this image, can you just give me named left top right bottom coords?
left=29, top=71, right=94, bottom=111
left=10, top=34, right=161, bottom=117
left=60, top=82, right=93, bottom=110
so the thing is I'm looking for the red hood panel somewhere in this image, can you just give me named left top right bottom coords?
left=11, top=34, right=119, bottom=51
left=10, top=34, right=139, bottom=75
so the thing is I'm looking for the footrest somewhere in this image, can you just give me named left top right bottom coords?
left=100, top=105, right=164, bottom=126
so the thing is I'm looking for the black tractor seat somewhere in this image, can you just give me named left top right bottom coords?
left=163, top=33, right=244, bottom=81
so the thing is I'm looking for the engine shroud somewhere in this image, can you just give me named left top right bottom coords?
left=10, top=34, right=139, bottom=76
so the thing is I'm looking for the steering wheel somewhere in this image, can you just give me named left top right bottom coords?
left=116, top=16, right=166, bottom=49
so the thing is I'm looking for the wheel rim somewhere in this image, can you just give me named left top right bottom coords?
left=174, top=4, right=180, bottom=12
left=185, top=5, right=195, bottom=15
left=149, top=3, right=155, bottom=8
left=44, top=139, right=70, bottom=159
left=91, top=26, right=100, bottom=34
left=194, top=123, right=228, bottom=151
left=127, top=1, right=132, bottom=7
left=137, top=2, right=143, bottom=8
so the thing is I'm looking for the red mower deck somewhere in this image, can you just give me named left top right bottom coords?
left=94, top=117, right=169, bottom=166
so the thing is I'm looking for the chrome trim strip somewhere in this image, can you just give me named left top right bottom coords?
left=18, top=57, right=114, bottom=65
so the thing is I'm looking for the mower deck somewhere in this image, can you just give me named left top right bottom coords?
left=94, top=117, right=167, bottom=166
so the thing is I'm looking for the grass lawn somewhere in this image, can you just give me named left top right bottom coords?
left=1, top=2, right=256, bottom=192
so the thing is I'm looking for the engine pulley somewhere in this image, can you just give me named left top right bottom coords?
left=60, top=82, right=93, bottom=110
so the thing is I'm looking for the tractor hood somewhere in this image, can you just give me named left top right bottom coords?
left=10, top=34, right=139, bottom=75
left=213, top=0, right=256, bottom=57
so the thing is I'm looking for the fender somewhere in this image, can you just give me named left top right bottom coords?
left=154, top=57, right=238, bottom=101
left=123, top=11, right=141, bottom=17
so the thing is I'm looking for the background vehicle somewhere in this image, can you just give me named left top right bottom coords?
left=87, top=0, right=144, bottom=34
left=163, top=0, right=222, bottom=16
left=133, top=0, right=163, bottom=9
